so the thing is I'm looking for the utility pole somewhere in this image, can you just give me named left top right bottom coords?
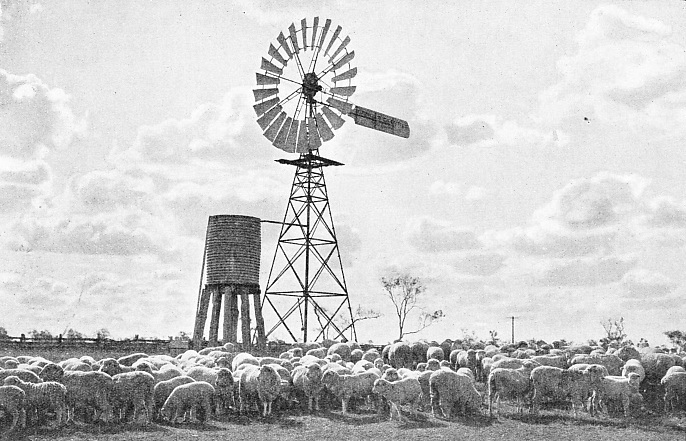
left=507, top=316, right=518, bottom=343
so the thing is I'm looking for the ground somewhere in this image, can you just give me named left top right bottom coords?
left=3, top=404, right=686, bottom=441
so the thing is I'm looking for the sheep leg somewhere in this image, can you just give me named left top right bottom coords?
left=262, top=401, right=268, bottom=417
left=342, top=398, right=348, bottom=414
left=622, top=396, right=630, bottom=417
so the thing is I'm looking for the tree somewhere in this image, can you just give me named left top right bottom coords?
left=312, top=304, right=381, bottom=341
left=488, top=330, right=500, bottom=346
left=0, top=327, right=8, bottom=339
left=65, top=329, right=85, bottom=340
left=381, top=273, right=443, bottom=341
left=665, top=330, right=686, bottom=351
left=600, top=317, right=629, bottom=348
left=95, top=328, right=111, bottom=340
left=29, top=329, right=53, bottom=340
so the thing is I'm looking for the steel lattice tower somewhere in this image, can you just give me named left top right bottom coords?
left=261, top=151, right=357, bottom=343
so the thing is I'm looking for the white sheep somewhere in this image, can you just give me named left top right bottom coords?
left=0, top=385, right=26, bottom=433
left=4, top=375, right=67, bottom=427
left=153, top=376, right=195, bottom=420
left=161, top=381, right=215, bottom=423
left=321, top=370, right=379, bottom=414
left=529, top=366, right=586, bottom=417
left=590, top=372, right=642, bottom=417
left=429, top=369, right=481, bottom=419
left=111, top=371, right=155, bottom=424
left=488, top=367, right=531, bottom=417
left=621, top=359, right=646, bottom=384
left=238, top=364, right=282, bottom=416
left=232, top=352, right=260, bottom=372
left=373, top=377, right=422, bottom=421
left=661, top=371, right=686, bottom=412
left=61, top=370, right=114, bottom=423
left=0, top=368, right=41, bottom=384
left=291, top=362, right=325, bottom=412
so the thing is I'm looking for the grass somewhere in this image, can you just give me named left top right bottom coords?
left=3, top=402, right=686, bottom=441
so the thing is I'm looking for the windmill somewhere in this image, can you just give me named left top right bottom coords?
left=255, top=17, right=409, bottom=343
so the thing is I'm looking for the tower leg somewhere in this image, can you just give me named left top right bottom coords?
left=222, top=285, right=238, bottom=344
left=193, top=287, right=211, bottom=349
left=253, top=287, right=266, bottom=349
left=209, top=285, right=222, bottom=345
left=240, top=286, right=251, bottom=349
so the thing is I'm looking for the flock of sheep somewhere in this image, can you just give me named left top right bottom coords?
left=0, top=338, right=685, bottom=435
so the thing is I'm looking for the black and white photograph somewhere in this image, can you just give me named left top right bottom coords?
left=1, top=1, right=686, bottom=439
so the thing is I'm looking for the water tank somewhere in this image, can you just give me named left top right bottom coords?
left=205, top=215, right=261, bottom=285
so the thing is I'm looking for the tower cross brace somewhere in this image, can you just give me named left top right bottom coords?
left=261, top=151, right=357, bottom=343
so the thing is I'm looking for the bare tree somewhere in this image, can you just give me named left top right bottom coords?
left=381, top=273, right=443, bottom=341
left=600, top=317, right=629, bottom=347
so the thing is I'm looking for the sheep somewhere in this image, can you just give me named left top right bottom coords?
left=161, top=381, right=215, bottom=423
left=410, top=341, right=429, bottom=366
left=372, top=377, right=422, bottom=421
left=389, top=342, right=413, bottom=369
left=350, top=349, right=364, bottom=364
left=185, top=365, right=218, bottom=385
left=232, top=352, right=260, bottom=372
left=427, top=346, right=445, bottom=362
left=39, top=363, right=65, bottom=382
left=569, top=354, right=623, bottom=376
left=530, top=354, right=568, bottom=369
left=153, top=376, right=195, bottom=420
left=99, top=358, right=125, bottom=376
left=429, top=369, right=481, bottom=419
left=291, top=363, right=324, bottom=412
left=641, top=353, right=676, bottom=384
left=614, top=346, right=641, bottom=363
left=117, top=353, right=149, bottom=367
left=426, top=359, right=441, bottom=371
left=61, top=370, right=114, bottom=423
left=0, top=368, right=41, bottom=384
left=214, top=368, right=236, bottom=414
left=327, top=342, right=352, bottom=361
left=622, top=359, right=646, bottom=384
left=456, top=368, right=475, bottom=382
left=416, top=370, right=433, bottom=410
left=589, top=370, right=642, bottom=417
left=352, top=360, right=374, bottom=374
left=455, top=350, right=478, bottom=377
left=0, top=385, right=26, bottom=433
left=362, top=350, right=380, bottom=363
left=488, top=367, right=531, bottom=417
left=110, top=371, right=155, bottom=424
left=321, top=370, right=379, bottom=414
left=153, top=364, right=185, bottom=383
left=3, top=375, right=67, bottom=427
left=529, top=366, right=586, bottom=417
left=238, top=364, right=282, bottom=417
left=661, top=371, right=686, bottom=412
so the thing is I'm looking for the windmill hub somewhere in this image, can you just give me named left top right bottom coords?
left=302, top=72, right=321, bottom=104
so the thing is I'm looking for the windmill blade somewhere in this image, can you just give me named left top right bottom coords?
left=273, top=116, right=292, bottom=150
left=329, top=36, right=350, bottom=62
left=277, top=32, right=293, bottom=59
left=326, top=97, right=353, bottom=114
left=301, top=18, right=307, bottom=50
left=317, top=19, right=331, bottom=51
left=330, top=86, right=356, bottom=97
left=285, top=119, right=298, bottom=153
left=261, top=58, right=283, bottom=76
left=256, top=104, right=282, bottom=130
left=268, top=44, right=287, bottom=66
left=324, top=25, right=342, bottom=57
left=307, top=117, right=322, bottom=149
left=315, top=113, right=334, bottom=142
left=263, top=111, right=287, bottom=142
left=253, top=88, right=279, bottom=101
left=288, top=23, right=300, bottom=53
left=311, top=17, right=319, bottom=49
left=253, top=97, right=280, bottom=117
left=350, top=105, right=410, bottom=138
left=296, top=120, right=309, bottom=153
left=322, top=106, right=345, bottom=130
left=256, top=72, right=280, bottom=86
left=332, top=51, right=355, bottom=71
left=332, top=67, right=357, bottom=82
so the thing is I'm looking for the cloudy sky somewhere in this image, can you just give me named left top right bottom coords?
left=1, top=1, right=685, bottom=346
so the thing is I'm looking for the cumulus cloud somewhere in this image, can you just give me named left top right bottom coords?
left=535, top=255, right=636, bottom=287
left=406, top=218, right=480, bottom=253
left=0, top=69, right=86, bottom=158
left=429, top=181, right=489, bottom=201
left=620, top=269, right=676, bottom=299
left=451, top=253, right=505, bottom=276
left=446, top=114, right=565, bottom=149
left=539, top=5, right=686, bottom=132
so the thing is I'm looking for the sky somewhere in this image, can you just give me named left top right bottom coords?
left=1, top=0, right=686, bottom=346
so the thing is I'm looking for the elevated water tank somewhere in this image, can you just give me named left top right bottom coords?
left=205, top=215, right=261, bottom=285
